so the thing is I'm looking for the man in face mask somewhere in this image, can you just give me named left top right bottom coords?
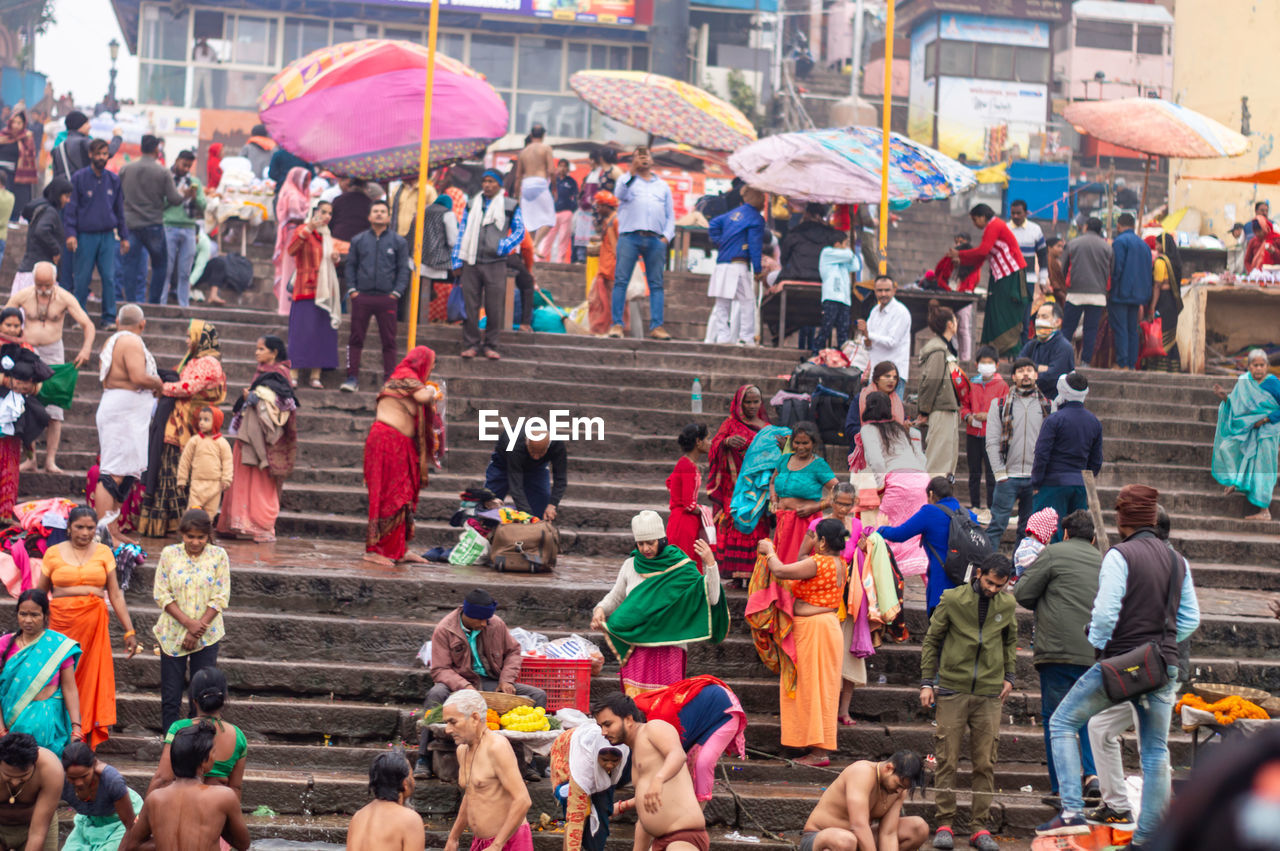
left=983, top=358, right=1051, bottom=549
left=1019, top=302, right=1074, bottom=399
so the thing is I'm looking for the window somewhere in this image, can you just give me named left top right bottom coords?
left=513, top=94, right=589, bottom=138
left=233, top=15, right=277, bottom=66
left=384, top=27, right=423, bottom=43
left=471, top=34, right=515, bottom=89
left=631, top=46, right=649, bottom=72
left=438, top=31, right=466, bottom=61
left=924, top=40, right=937, bottom=78
left=212, top=69, right=274, bottom=109
left=283, top=18, right=328, bottom=64
left=191, top=10, right=229, bottom=61
left=938, top=41, right=972, bottom=76
left=140, top=6, right=189, bottom=62
left=333, top=22, right=371, bottom=44
left=974, top=44, right=1013, bottom=79
left=568, top=42, right=589, bottom=77
left=518, top=37, right=563, bottom=92
left=610, top=45, right=629, bottom=69
left=140, top=63, right=186, bottom=105
left=1014, top=48, right=1050, bottom=83
left=1136, top=25, right=1165, bottom=55
left=1075, top=20, right=1132, bottom=51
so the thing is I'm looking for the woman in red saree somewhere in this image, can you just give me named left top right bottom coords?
left=1246, top=212, right=1280, bottom=272
left=707, top=384, right=770, bottom=579
left=363, top=347, right=443, bottom=565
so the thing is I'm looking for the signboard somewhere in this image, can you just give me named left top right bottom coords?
left=897, top=0, right=1069, bottom=24
left=938, top=12, right=1050, bottom=47
left=935, top=77, right=1047, bottom=161
left=381, top=0, right=637, bottom=25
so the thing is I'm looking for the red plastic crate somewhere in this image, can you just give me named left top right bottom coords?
left=518, top=656, right=592, bottom=712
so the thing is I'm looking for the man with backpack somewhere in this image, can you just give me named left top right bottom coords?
left=877, top=477, right=986, bottom=618
left=920, top=553, right=1017, bottom=851
left=984, top=357, right=1050, bottom=549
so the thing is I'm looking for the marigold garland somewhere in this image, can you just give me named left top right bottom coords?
left=1175, top=693, right=1270, bottom=725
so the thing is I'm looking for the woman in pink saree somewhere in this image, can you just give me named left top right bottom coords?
left=272, top=167, right=312, bottom=316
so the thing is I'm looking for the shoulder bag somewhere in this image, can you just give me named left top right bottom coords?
left=1098, top=547, right=1182, bottom=702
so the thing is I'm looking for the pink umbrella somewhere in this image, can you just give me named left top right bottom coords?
left=258, top=39, right=509, bottom=180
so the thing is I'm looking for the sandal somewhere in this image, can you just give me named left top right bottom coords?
left=310, top=378, right=324, bottom=390
left=838, top=715, right=856, bottom=727
left=460, top=348, right=478, bottom=359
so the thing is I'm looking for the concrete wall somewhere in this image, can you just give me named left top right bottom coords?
left=1169, top=0, right=1280, bottom=234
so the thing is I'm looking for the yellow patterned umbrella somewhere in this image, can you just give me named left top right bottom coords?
left=568, top=70, right=756, bottom=152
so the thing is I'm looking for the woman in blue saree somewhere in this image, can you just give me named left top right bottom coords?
left=1212, top=349, right=1280, bottom=522
left=0, top=588, right=82, bottom=754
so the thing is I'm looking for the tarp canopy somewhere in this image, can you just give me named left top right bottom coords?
left=1185, top=167, right=1280, bottom=186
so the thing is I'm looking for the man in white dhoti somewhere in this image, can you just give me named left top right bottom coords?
left=514, top=124, right=557, bottom=247
left=704, top=188, right=767, bottom=345
left=94, top=303, right=162, bottom=544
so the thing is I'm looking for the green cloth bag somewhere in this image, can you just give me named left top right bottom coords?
left=37, top=363, right=78, bottom=411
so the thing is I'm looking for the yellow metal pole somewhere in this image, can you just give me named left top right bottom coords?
left=406, top=0, right=441, bottom=350
left=877, top=0, right=895, bottom=275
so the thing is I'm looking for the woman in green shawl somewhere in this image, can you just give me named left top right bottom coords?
left=1212, top=349, right=1280, bottom=521
left=591, top=510, right=729, bottom=696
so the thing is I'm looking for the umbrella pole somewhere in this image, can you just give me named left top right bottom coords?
left=1140, top=153, right=1152, bottom=223
left=877, top=0, right=895, bottom=275
left=407, top=0, right=441, bottom=350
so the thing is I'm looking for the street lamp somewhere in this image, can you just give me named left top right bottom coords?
left=107, top=38, right=120, bottom=111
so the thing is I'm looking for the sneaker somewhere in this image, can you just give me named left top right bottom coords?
left=339, top=378, right=358, bottom=393
left=1085, top=805, right=1134, bottom=826
left=648, top=326, right=672, bottom=340
left=606, top=325, right=623, bottom=338
left=969, top=831, right=998, bottom=851
left=1035, top=812, right=1090, bottom=836
left=1083, top=775, right=1102, bottom=803
left=975, top=508, right=992, bottom=525
left=932, top=827, right=954, bottom=850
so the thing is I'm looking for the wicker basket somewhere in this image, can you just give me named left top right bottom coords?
left=1192, top=682, right=1271, bottom=705
left=480, top=691, right=535, bottom=714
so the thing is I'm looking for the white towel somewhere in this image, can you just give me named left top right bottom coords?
left=520, top=175, right=555, bottom=231
left=458, top=190, right=508, bottom=267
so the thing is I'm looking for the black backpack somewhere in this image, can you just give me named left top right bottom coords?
left=924, top=504, right=992, bottom=585
left=810, top=385, right=850, bottom=446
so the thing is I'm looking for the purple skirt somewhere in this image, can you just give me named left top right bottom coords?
left=288, top=299, right=339, bottom=369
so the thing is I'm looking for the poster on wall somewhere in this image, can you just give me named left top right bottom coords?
left=936, top=78, right=1046, bottom=162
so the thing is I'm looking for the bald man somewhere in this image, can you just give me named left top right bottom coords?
left=484, top=432, right=567, bottom=522
left=6, top=260, right=94, bottom=473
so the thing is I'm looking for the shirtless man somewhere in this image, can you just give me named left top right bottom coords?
left=443, top=689, right=534, bottom=851
left=347, top=751, right=425, bottom=851
left=514, top=124, right=557, bottom=248
left=363, top=347, right=438, bottom=566
left=95, top=303, right=163, bottom=544
left=121, top=721, right=250, bottom=851
left=6, top=260, right=94, bottom=473
left=799, top=752, right=929, bottom=851
left=0, top=733, right=63, bottom=851
left=595, top=692, right=709, bottom=851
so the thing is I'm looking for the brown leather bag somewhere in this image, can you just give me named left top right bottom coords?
left=489, top=522, right=560, bottom=573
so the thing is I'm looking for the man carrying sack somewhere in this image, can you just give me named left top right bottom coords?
left=1036, top=484, right=1201, bottom=845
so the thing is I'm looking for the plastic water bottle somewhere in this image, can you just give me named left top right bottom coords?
left=691, top=378, right=703, bottom=414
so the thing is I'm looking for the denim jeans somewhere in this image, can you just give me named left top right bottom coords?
left=1038, top=663, right=1097, bottom=794
left=1049, top=662, right=1178, bottom=843
left=1062, top=302, right=1104, bottom=365
left=162, top=226, right=198, bottom=306
left=1109, top=303, right=1141, bottom=368
left=1033, top=486, right=1088, bottom=543
left=74, top=231, right=118, bottom=323
left=985, top=476, right=1034, bottom=549
left=611, top=232, right=667, bottom=330
left=120, top=223, right=168, bottom=304
left=816, top=299, right=851, bottom=354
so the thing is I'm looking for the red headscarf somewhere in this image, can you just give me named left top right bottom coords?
left=388, top=346, right=436, bottom=384
left=196, top=405, right=224, bottom=438
left=206, top=142, right=223, bottom=190
left=380, top=346, right=441, bottom=475
left=706, top=384, right=770, bottom=507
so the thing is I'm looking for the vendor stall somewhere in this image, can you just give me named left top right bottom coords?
left=1177, top=280, right=1280, bottom=373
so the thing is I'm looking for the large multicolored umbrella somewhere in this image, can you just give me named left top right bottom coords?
left=1061, top=98, right=1249, bottom=159
left=727, top=126, right=975, bottom=204
left=258, top=39, right=508, bottom=181
left=568, top=70, right=756, bottom=152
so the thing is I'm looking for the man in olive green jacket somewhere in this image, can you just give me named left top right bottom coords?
left=919, top=553, right=1017, bottom=851
left=1014, top=509, right=1102, bottom=805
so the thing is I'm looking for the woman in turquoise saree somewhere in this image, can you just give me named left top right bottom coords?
left=1212, top=349, right=1280, bottom=521
left=0, top=588, right=81, bottom=755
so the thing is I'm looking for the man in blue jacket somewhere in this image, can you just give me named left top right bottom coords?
left=1031, top=372, right=1103, bottom=541
left=1020, top=302, right=1074, bottom=399
left=1109, top=213, right=1153, bottom=369
left=65, top=138, right=129, bottom=329
left=877, top=476, right=976, bottom=616
left=704, top=187, right=766, bottom=345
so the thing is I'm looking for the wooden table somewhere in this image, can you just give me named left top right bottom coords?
left=1178, top=283, right=1280, bottom=373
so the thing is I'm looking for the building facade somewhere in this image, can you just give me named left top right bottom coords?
left=1053, top=0, right=1172, bottom=102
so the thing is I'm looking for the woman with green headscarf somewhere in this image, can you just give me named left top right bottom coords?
left=137, top=320, right=226, bottom=538
left=591, top=510, right=729, bottom=696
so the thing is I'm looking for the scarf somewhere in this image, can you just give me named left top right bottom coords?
left=0, top=115, right=36, bottom=184
left=458, top=190, right=506, bottom=266
left=729, top=425, right=790, bottom=533
left=706, top=384, right=770, bottom=508
left=377, top=346, right=441, bottom=473
left=998, top=384, right=1051, bottom=467
left=207, top=142, right=223, bottom=190
left=633, top=675, right=746, bottom=764
left=312, top=220, right=342, bottom=329
left=196, top=405, right=224, bottom=438
left=1054, top=373, right=1088, bottom=408
left=178, top=320, right=221, bottom=371
left=602, top=545, right=729, bottom=665
left=247, top=135, right=276, bottom=152
left=567, top=722, right=629, bottom=833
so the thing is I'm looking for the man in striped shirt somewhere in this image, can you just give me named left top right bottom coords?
left=954, top=204, right=1028, bottom=358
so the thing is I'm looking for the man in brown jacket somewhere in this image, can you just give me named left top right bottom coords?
left=417, top=589, right=546, bottom=774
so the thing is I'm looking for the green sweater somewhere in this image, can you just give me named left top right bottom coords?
left=1013, top=537, right=1101, bottom=668
left=162, top=174, right=206, bottom=229
left=921, top=582, right=1017, bottom=697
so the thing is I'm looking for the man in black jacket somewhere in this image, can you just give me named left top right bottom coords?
left=777, top=203, right=843, bottom=282
left=341, top=201, right=409, bottom=391
left=49, top=111, right=122, bottom=180
left=484, top=433, right=566, bottom=522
